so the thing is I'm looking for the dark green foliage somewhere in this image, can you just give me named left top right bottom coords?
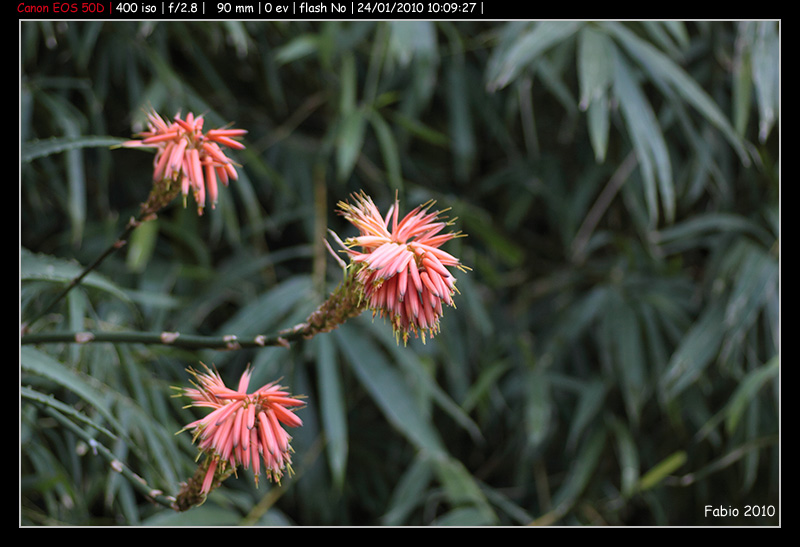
left=21, top=21, right=779, bottom=526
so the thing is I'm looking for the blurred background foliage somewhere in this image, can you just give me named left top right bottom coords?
left=20, top=20, right=779, bottom=526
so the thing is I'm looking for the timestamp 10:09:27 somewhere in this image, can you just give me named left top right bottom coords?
left=355, top=2, right=479, bottom=13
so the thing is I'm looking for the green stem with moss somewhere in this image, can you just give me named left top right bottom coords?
left=22, top=270, right=367, bottom=351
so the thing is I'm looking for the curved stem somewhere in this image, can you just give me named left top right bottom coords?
left=26, top=176, right=181, bottom=331
left=39, top=404, right=178, bottom=511
left=26, top=214, right=148, bottom=328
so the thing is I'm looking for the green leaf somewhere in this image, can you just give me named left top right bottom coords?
left=551, top=429, right=606, bottom=515
left=524, top=368, right=552, bottom=449
left=577, top=26, right=614, bottom=110
left=126, top=218, right=159, bottom=273
left=216, top=275, right=313, bottom=337
left=638, top=450, right=687, bottom=492
left=336, top=109, right=366, bottom=183
left=382, top=455, right=433, bottom=525
left=366, top=109, right=403, bottom=192
left=724, top=247, right=778, bottom=341
left=431, top=455, right=497, bottom=524
left=661, top=301, right=726, bottom=401
left=369, top=321, right=482, bottom=442
left=653, top=212, right=774, bottom=252
left=142, top=504, right=244, bottom=526
left=566, top=379, right=606, bottom=450
left=602, top=298, right=647, bottom=426
left=609, top=417, right=640, bottom=498
left=578, top=26, right=614, bottom=162
left=313, top=335, right=349, bottom=489
left=487, top=21, right=583, bottom=91
left=388, top=21, right=437, bottom=66
left=613, top=49, right=674, bottom=224
left=22, top=136, right=128, bottom=163
left=725, top=356, right=779, bottom=434
left=388, top=111, right=449, bottom=147
left=21, top=385, right=117, bottom=441
left=751, top=21, right=779, bottom=142
left=586, top=91, right=610, bottom=163
left=445, top=56, right=475, bottom=181
left=336, top=326, right=446, bottom=457
left=21, top=346, right=118, bottom=428
left=20, top=247, right=131, bottom=305
left=605, top=21, right=750, bottom=165
left=274, top=33, right=319, bottom=65
left=433, top=506, right=497, bottom=526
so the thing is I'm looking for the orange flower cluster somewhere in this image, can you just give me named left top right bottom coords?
left=124, top=109, right=246, bottom=214
left=180, top=365, right=304, bottom=493
left=337, top=192, right=467, bottom=343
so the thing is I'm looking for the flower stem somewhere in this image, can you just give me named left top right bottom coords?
left=21, top=329, right=299, bottom=350
left=25, top=213, right=149, bottom=329
left=23, top=271, right=367, bottom=350
left=25, top=178, right=181, bottom=331
left=38, top=403, right=178, bottom=511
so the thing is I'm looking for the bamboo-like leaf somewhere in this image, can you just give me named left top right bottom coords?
left=524, top=368, right=552, bottom=449
left=433, top=506, right=496, bottom=526
left=336, top=327, right=446, bottom=457
left=432, top=456, right=497, bottom=524
left=21, top=385, right=118, bottom=441
left=613, top=49, right=674, bottom=224
left=724, top=247, right=778, bottom=341
left=388, top=21, right=437, bottom=66
left=653, top=212, right=774, bottom=252
left=732, top=23, right=754, bottom=137
left=604, top=21, right=750, bottom=165
left=21, top=247, right=131, bottom=305
left=142, top=505, right=244, bottom=526
left=21, top=347, right=118, bottom=428
left=566, top=379, right=606, bottom=450
left=22, top=136, right=128, bottom=163
left=609, top=417, right=640, bottom=498
left=366, top=108, right=403, bottom=192
left=637, top=450, right=687, bottom=491
left=274, top=33, right=319, bottom=65
left=725, top=356, right=779, bottom=435
left=382, top=455, right=433, bottom=525
left=445, top=55, right=475, bottom=181
left=126, top=218, right=159, bottom=273
left=486, top=21, right=583, bottom=91
left=368, top=320, right=483, bottom=442
left=336, top=109, right=366, bottom=183
left=550, top=429, right=606, bottom=516
left=602, top=298, right=647, bottom=426
left=751, top=21, right=779, bottom=142
left=313, top=335, right=349, bottom=489
left=578, top=26, right=614, bottom=162
left=215, top=275, right=313, bottom=337
left=577, top=26, right=614, bottom=111
left=661, top=301, right=727, bottom=401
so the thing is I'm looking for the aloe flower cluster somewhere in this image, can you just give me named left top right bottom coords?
left=123, top=109, right=246, bottom=215
left=337, top=192, right=467, bottom=343
left=179, top=365, right=304, bottom=496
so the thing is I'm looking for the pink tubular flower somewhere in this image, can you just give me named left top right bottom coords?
left=123, top=109, right=246, bottom=214
left=179, top=364, right=304, bottom=492
left=337, top=191, right=468, bottom=344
